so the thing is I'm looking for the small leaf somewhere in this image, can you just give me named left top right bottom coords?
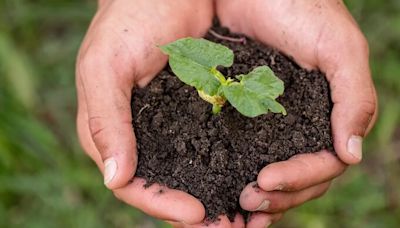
left=160, top=38, right=234, bottom=95
left=237, top=66, right=284, bottom=99
left=222, top=66, right=286, bottom=117
left=168, top=54, right=221, bottom=95
left=160, top=38, right=234, bottom=68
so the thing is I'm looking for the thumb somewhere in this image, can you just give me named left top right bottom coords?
left=324, top=39, right=377, bottom=165
left=77, top=46, right=137, bottom=189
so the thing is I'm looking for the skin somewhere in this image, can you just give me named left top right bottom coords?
left=216, top=0, right=377, bottom=226
left=76, top=0, right=214, bottom=225
left=76, top=0, right=377, bottom=227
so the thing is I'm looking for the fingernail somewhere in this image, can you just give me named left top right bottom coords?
left=347, top=135, right=363, bottom=160
left=104, top=158, right=117, bottom=185
left=274, top=184, right=284, bottom=191
left=255, top=200, right=270, bottom=211
left=265, top=220, right=272, bottom=228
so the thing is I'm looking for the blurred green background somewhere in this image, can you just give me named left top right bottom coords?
left=0, top=0, right=399, bottom=227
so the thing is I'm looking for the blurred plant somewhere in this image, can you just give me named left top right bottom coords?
left=0, top=0, right=161, bottom=227
left=276, top=1, right=400, bottom=227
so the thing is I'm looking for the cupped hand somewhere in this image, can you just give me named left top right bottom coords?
left=217, top=0, right=378, bottom=226
left=76, top=0, right=217, bottom=225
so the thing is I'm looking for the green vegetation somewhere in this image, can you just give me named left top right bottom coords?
left=160, top=38, right=286, bottom=117
left=0, top=0, right=399, bottom=227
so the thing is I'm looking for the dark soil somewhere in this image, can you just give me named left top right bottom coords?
left=131, top=26, right=334, bottom=221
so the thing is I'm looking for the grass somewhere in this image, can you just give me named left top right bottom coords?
left=0, top=0, right=399, bottom=227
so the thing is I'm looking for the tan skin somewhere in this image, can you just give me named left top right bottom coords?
left=76, top=0, right=377, bottom=227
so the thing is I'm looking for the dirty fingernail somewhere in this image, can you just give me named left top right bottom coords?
left=264, top=220, right=272, bottom=228
left=347, top=135, right=363, bottom=160
left=274, top=184, right=284, bottom=191
left=255, top=200, right=270, bottom=211
left=104, top=158, right=117, bottom=185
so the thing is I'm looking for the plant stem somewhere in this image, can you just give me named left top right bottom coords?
left=212, top=104, right=222, bottom=114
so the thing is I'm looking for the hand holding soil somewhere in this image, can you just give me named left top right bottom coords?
left=76, top=0, right=214, bottom=225
left=215, top=0, right=377, bottom=225
left=76, top=0, right=377, bottom=227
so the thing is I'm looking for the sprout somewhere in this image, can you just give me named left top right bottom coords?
left=160, top=38, right=286, bottom=117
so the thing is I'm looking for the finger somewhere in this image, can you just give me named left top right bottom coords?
left=76, top=38, right=138, bottom=189
left=189, top=216, right=233, bottom=228
left=232, top=213, right=245, bottom=228
left=240, top=181, right=330, bottom=213
left=114, top=177, right=205, bottom=225
left=256, top=150, right=346, bottom=192
left=317, top=24, right=377, bottom=165
left=216, top=0, right=378, bottom=165
left=176, top=215, right=241, bottom=228
left=327, top=62, right=377, bottom=165
left=78, top=86, right=206, bottom=225
left=197, top=216, right=233, bottom=228
left=246, top=212, right=283, bottom=228
left=76, top=77, right=103, bottom=170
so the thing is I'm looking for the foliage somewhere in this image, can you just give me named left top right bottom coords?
left=0, top=0, right=399, bottom=228
left=161, top=38, right=286, bottom=117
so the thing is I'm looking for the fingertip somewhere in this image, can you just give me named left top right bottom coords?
left=330, top=97, right=374, bottom=165
left=239, top=182, right=270, bottom=212
left=335, top=135, right=363, bottom=165
left=182, top=202, right=206, bottom=225
left=103, top=152, right=137, bottom=189
left=257, top=164, right=285, bottom=192
left=246, top=213, right=268, bottom=228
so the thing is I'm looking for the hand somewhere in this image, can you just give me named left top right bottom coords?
left=216, top=0, right=377, bottom=226
left=76, top=0, right=215, bottom=225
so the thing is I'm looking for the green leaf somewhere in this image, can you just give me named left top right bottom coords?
left=236, top=66, right=284, bottom=99
left=160, top=38, right=234, bottom=95
left=160, top=37, right=234, bottom=68
left=167, top=54, right=221, bottom=95
left=222, top=66, right=286, bottom=117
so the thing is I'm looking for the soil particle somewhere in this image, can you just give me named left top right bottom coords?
left=132, top=26, right=334, bottom=221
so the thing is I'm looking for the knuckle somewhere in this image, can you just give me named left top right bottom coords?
left=77, top=41, right=136, bottom=89
left=345, top=26, right=369, bottom=56
left=77, top=47, right=104, bottom=79
left=88, top=116, right=110, bottom=148
left=356, top=98, right=377, bottom=136
left=361, top=99, right=377, bottom=117
left=76, top=116, right=95, bottom=156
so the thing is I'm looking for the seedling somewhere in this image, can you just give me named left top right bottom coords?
left=160, top=38, right=286, bottom=117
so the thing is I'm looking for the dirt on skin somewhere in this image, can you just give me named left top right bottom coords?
left=131, top=26, right=334, bottom=221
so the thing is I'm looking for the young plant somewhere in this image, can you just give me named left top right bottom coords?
left=160, top=38, right=286, bottom=118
